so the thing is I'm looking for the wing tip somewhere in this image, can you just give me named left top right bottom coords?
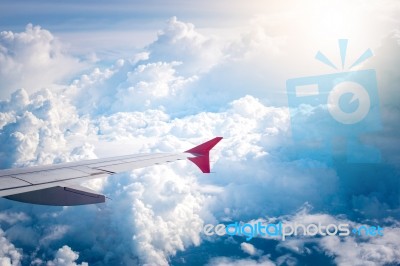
left=184, top=137, right=223, bottom=155
left=185, top=137, right=223, bottom=173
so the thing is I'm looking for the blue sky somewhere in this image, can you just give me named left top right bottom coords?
left=0, top=0, right=399, bottom=265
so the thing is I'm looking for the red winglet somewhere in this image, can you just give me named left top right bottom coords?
left=185, top=137, right=223, bottom=173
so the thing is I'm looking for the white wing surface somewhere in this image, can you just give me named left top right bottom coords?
left=0, top=137, right=222, bottom=206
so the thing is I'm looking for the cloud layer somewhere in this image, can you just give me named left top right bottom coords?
left=0, top=12, right=399, bottom=266
left=0, top=24, right=84, bottom=99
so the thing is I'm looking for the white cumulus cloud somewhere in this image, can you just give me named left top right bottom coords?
left=0, top=24, right=84, bottom=99
left=240, top=242, right=263, bottom=256
left=147, top=16, right=223, bottom=75
left=0, top=229, right=22, bottom=266
left=47, top=245, right=88, bottom=266
left=0, top=88, right=95, bottom=168
left=0, top=14, right=399, bottom=266
left=206, top=256, right=276, bottom=266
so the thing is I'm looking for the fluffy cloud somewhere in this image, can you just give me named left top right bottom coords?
left=0, top=24, right=84, bottom=99
left=240, top=242, right=262, bottom=256
left=147, top=16, right=223, bottom=75
left=269, top=209, right=400, bottom=265
left=0, top=88, right=293, bottom=265
left=84, top=95, right=290, bottom=264
left=110, top=61, right=198, bottom=113
left=0, top=212, right=29, bottom=226
left=66, top=17, right=224, bottom=116
left=67, top=56, right=198, bottom=116
left=0, top=229, right=21, bottom=266
left=0, top=15, right=399, bottom=266
left=206, top=256, right=275, bottom=266
left=65, top=16, right=287, bottom=116
left=202, top=209, right=400, bottom=266
left=320, top=227, right=400, bottom=266
left=0, top=88, right=95, bottom=168
left=1, top=86, right=397, bottom=265
left=125, top=168, right=204, bottom=265
left=47, top=245, right=88, bottom=266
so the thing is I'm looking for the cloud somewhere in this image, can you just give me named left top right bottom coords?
left=319, top=227, right=400, bottom=266
left=146, top=16, right=223, bottom=75
left=88, top=94, right=291, bottom=265
left=0, top=212, right=29, bottom=226
left=0, top=15, right=399, bottom=266
left=202, top=208, right=400, bottom=266
left=240, top=242, right=262, bottom=256
left=64, top=16, right=289, bottom=116
left=0, top=89, right=294, bottom=265
left=0, top=24, right=85, bottom=100
left=110, top=61, right=198, bottom=113
left=0, top=229, right=22, bottom=266
left=47, top=245, right=88, bottom=266
left=66, top=17, right=224, bottom=116
left=0, top=88, right=95, bottom=168
left=124, top=168, right=204, bottom=265
left=1, top=86, right=396, bottom=265
left=206, top=256, right=275, bottom=266
left=67, top=57, right=198, bottom=116
left=264, top=209, right=400, bottom=266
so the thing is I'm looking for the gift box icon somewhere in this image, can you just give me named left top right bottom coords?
left=286, top=39, right=381, bottom=163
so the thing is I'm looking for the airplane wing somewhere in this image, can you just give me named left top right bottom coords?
left=0, top=137, right=222, bottom=206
